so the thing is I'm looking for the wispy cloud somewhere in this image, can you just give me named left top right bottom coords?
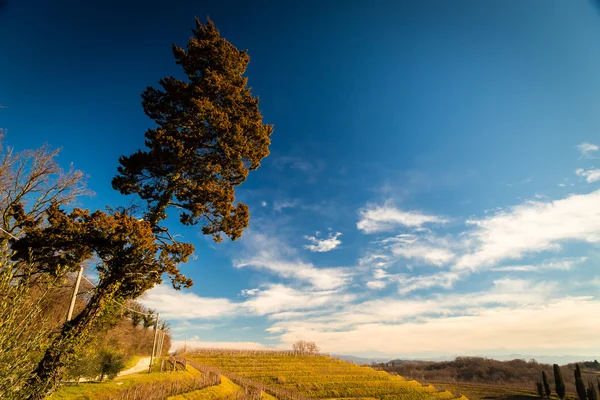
left=244, top=284, right=354, bottom=315
left=304, top=231, right=342, bottom=252
left=239, top=288, right=260, bottom=297
left=366, top=280, right=387, bottom=290
left=397, top=271, right=462, bottom=294
left=273, top=199, right=299, bottom=212
left=141, top=284, right=238, bottom=319
left=273, top=156, right=322, bottom=172
left=576, top=168, right=600, bottom=183
left=491, top=257, right=587, bottom=272
left=265, top=278, right=600, bottom=357
left=383, top=234, right=456, bottom=267
left=577, top=142, right=599, bottom=158
left=357, top=203, right=448, bottom=234
left=275, top=296, right=600, bottom=356
left=234, top=232, right=351, bottom=290
left=453, top=189, right=600, bottom=271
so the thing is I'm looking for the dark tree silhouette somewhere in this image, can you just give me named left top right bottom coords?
left=575, top=364, right=588, bottom=400
left=542, top=371, right=551, bottom=398
left=588, top=381, right=599, bottom=400
left=537, top=383, right=544, bottom=398
left=554, top=364, right=566, bottom=400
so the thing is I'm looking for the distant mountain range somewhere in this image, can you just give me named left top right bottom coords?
left=332, top=353, right=600, bottom=365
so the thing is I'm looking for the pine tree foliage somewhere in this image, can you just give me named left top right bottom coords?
left=112, top=18, right=272, bottom=241
left=537, top=382, right=544, bottom=398
left=575, top=364, right=588, bottom=400
left=542, top=370, right=551, bottom=398
left=554, top=364, right=566, bottom=400
left=588, top=381, right=599, bottom=400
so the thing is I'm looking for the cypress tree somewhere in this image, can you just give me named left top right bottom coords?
left=576, top=364, right=588, bottom=400
left=542, top=371, right=551, bottom=398
left=588, top=381, right=599, bottom=400
left=554, top=364, right=566, bottom=400
left=537, top=383, right=544, bottom=398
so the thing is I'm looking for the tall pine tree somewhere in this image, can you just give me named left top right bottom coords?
left=554, top=364, right=566, bottom=400
left=537, top=383, right=545, bottom=398
left=18, top=18, right=272, bottom=400
left=588, top=381, right=599, bottom=400
left=576, top=364, right=588, bottom=400
left=542, top=371, right=551, bottom=398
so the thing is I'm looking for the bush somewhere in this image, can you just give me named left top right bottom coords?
left=98, top=348, right=126, bottom=381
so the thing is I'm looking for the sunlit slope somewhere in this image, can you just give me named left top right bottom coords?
left=186, top=350, right=467, bottom=400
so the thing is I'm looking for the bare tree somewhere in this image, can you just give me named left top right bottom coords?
left=0, top=137, right=89, bottom=399
left=292, top=340, right=320, bottom=355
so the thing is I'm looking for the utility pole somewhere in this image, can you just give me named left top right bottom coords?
left=158, top=331, right=165, bottom=360
left=149, top=313, right=160, bottom=372
left=66, top=266, right=84, bottom=322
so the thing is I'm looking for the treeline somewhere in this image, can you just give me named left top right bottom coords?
left=0, top=258, right=169, bottom=384
left=65, top=296, right=171, bottom=381
left=379, top=357, right=599, bottom=393
left=535, top=363, right=599, bottom=400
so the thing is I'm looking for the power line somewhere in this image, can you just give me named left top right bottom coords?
left=80, top=275, right=155, bottom=317
left=0, top=226, right=18, bottom=240
left=2, top=233, right=158, bottom=317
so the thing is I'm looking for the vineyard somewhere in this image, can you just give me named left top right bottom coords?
left=185, top=349, right=468, bottom=400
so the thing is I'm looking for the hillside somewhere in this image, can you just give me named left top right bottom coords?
left=186, top=349, right=468, bottom=400
left=380, top=356, right=597, bottom=395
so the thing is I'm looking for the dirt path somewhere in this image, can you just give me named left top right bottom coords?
left=118, top=356, right=151, bottom=377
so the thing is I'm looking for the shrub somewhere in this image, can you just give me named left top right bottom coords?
left=98, top=348, right=126, bottom=381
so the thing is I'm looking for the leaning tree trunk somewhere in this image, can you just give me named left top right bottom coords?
left=20, top=280, right=120, bottom=400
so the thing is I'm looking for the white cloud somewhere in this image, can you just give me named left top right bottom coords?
left=577, top=142, right=599, bottom=158
left=491, top=257, right=587, bottom=272
left=266, top=279, right=600, bottom=356
left=357, top=203, right=448, bottom=234
left=273, top=199, right=299, bottom=212
left=244, top=284, right=353, bottom=315
left=240, top=288, right=260, bottom=297
left=261, top=201, right=268, bottom=207
left=304, top=231, right=342, bottom=252
left=141, top=285, right=238, bottom=319
left=366, top=280, right=387, bottom=290
left=234, top=232, right=351, bottom=290
left=453, top=189, right=600, bottom=271
left=390, top=243, right=455, bottom=267
left=397, top=271, right=462, bottom=294
left=275, top=296, right=600, bottom=356
left=360, top=233, right=457, bottom=275
left=576, top=168, right=600, bottom=183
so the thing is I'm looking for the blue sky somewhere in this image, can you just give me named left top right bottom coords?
left=2, top=0, right=600, bottom=359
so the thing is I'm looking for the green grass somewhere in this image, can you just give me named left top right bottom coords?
left=51, top=365, right=201, bottom=399
left=186, top=350, right=467, bottom=400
